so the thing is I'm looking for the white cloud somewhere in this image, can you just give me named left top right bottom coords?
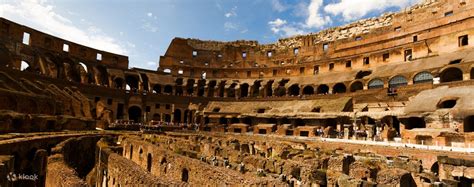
left=147, top=12, right=153, bottom=17
left=225, top=6, right=237, bottom=18
left=271, top=0, right=287, bottom=12
left=0, top=0, right=127, bottom=55
left=268, top=18, right=304, bottom=37
left=224, top=22, right=238, bottom=31
left=324, top=0, right=421, bottom=21
left=305, top=0, right=331, bottom=28
left=146, top=61, right=157, bottom=67
left=142, top=22, right=158, bottom=33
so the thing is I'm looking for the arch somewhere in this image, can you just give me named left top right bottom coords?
left=207, top=80, right=217, bottom=97
left=349, top=81, right=363, bottom=92
left=251, top=81, right=261, bottom=97
left=164, top=114, right=171, bottom=122
left=152, top=113, right=161, bottom=121
left=368, top=78, right=384, bottom=89
left=128, top=106, right=142, bottom=123
left=114, top=78, right=124, bottom=89
left=129, top=144, right=133, bottom=159
left=381, top=116, right=400, bottom=134
left=302, top=85, right=314, bottom=95
left=274, top=86, right=286, bottom=97
left=147, top=153, right=152, bottom=172
left=219, top=117, right=227, bottom=125
left=265, top=81, right=274, bottom=97
left=96, top=65, right=109, bottom=86
left=333, top=83, right=346, bottom=93
left=288, top=84, right=300, bottom=96
left=231, top=117, right=240, bottom=124
left=181, top=168, right=189, bottom=182
left=316, top=84, right=329, bottom=94
left=197, top=80, right=206, bottom=96
left=79, top=62, right=88, bottom=73
left=404, top=117, right=426, bottom=130
left=413, top=71, right=433, bottom=84
left=464, top=116, right=474, bottom=132
left=389, top=75, right=408, bottom=88
left=174, top=109, right=182, bottom=123
left=153, top=84, right=162, bottom=94
left=126, top=75, right=139, bottom=92
left=186, top=79, right=195, bottom=95
left=227, top=83, right=237, bottom=97
left=140, top=73, right=150, bottom=92
left=218, top=81, right=226, bottom=97
left=240, top=83, right=249, bottom=97
left=164, top=85, right=173, bottom=94
left=440, top=67, right=463, bottom=83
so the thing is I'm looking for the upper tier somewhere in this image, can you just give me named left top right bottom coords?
left=159, top=0, right=474, bottom=79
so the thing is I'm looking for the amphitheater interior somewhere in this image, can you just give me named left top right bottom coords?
left=1, top=0, right=474, bottom=186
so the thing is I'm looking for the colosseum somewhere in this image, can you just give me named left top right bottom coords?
left=0, top=0, right=474, bottom=186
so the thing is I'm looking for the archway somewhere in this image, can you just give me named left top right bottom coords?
left=114, top=78, right=124, bottom=89
left=174, top=109, right=182, bottom=123
left=126, top=75, right=139, bottom=92
left=240, top=83, right=249, bottom=97
left=186, top=79, right=195, bottom=95
left=227, top=83, right=237, bottom=97
left=302, top=86, right=314, bottom=95
left=464, top=116, right=474, bottom=132
left=413, top=72, right=433, bottom=84
left=128, top=106, right=142, bottom=123
left=164, top=85, right=173, bottom=94
left=96, top=65, right=109, bottom=86
left=317, top=84, right=329, bottom=94
left=218, top=81, right=226, bottom=97
left=197, top=80, right=206, bottom=96
left=164, top=114, right=171, bottom=122
left=147, top=153, right=152, bottom=172
left=288, top=84, right=300, bottom=96
left=251, top=81, right=261, bottom=97
left=152, top=113, right=160, bottom=121
left=333, top=83, right=346, bottom=93
left=389, top=75, right=408, bottom=88
left=265, top=81, right=274, bottom=97
left=207, top=80, right=217, bottom=97
left=368, top=79, right=384, bottom=89
left=181, top=168, right=189, bottom=182
left=350, top=81, right=363, bottom=92
left=471, top=68, right=474, bottom=79
left=153, top=84, right=162, bottom=94
left=440, top=67, right=463, bottom=83
left=404, top=117, right=426, bottom=130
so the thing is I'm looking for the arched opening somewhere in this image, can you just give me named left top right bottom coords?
left=333, top=83, right=346, bottom=93
left=126, top=75, right=139, bottom=92
left=20, top=60, right=30, bottom=71
left=440, top=67, right=463, bottom=83
left=96, top=65, right=109, bottom=86
left=79, top=62, right=88, bottom=73
left=464, top=116, right=474, bottom=132
left=368, top=78, right=384, bottom=89
left=152, top=113, right=160, bottom=121
left=174, top=109, right=182, bottom=123
left=141, top=74, right=150, bottom=92
left=218, top=81, right=226, bottom=97
left=240, top=83, right=249, bottom=97
left=316, top=84, right=329, bottom=94
left=404, top=117, right=426, bottom=130
left=114, top=78, right=124, bottom=89
left=413, top=71, right=433, bottom=84
left=181, top=168, right=189, bottom=182
left=302, top=85, right=314, bottom=95
left=147, top=153, right=152, bottom=172
left=389, top=75, right=408, bottom=88
left=437, top=98, right=458, bottom=109
left=153, top=84, right=162, bottom=94
left=431, top=162, right=439, bottom=175
left=227, top=83, right=237, bottom=97
left=183, top=110, right=189, bottom=123
left=231, top=117, right=240, bottom=124
left=350, top=81, right=363, bottom=92
left=288, top=84, right=300, bottom=96
left=164, top=114, right=171, bottom=122
left=242, top=117, right=252, bottom=125
left=186, top=79, right=195, bottom=95
left=207, top=80, right=217, bottom=97
left=274, top=85, right=286, bottom=97
left=129, top=145, right=133, bottom=159
left=219, top=117, right=227, bottom=125
left=381, top=116, right=400, bottom=135
left=164, top=85, right=173, bottom=94
left=197, top=80, right=206, bottom=97
left=128, top=106, right=142, bottom=123
left=251, top=81, right=261, bottom=97
left=265, top=81, right=274, bottom=97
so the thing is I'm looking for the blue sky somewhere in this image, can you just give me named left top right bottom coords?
left=0, top=0, right=421, bottom=70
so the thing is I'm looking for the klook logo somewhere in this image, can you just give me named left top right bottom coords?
left=6, top=172, right=38, bottom=182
